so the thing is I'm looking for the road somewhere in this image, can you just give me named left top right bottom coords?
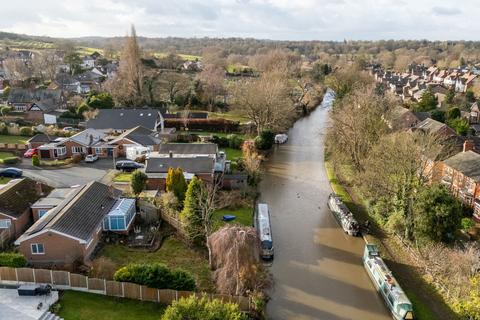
left=262, top=91, right=391, bottom=320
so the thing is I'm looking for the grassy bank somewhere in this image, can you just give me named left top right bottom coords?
left=57, top=290, right=164, bottom=320
left=213, top=206, right=253, bottom=229
left=324, top=153, right=455, bottom=320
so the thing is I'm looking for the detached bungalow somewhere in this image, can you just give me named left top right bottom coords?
left=85, top=108, right=167, bottom=133
left=15, top=181, right=135, bottom=268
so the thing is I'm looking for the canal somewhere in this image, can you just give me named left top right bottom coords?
left=262, top=91, right=391, bottom=320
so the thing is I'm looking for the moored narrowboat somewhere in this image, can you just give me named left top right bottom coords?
left=327, top=193, right=360, bottom=236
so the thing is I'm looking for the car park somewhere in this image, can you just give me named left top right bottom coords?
left=0, top=167, right=23, bottom=178
left=23, top=148, right=38, bottom=158
left=115, top=160, right=143, bottom=172
left=85, top=154, right=99, bottom=163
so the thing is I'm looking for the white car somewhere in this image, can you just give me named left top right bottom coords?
left=275, top=134, right=288, bottom=144
left=85, top=154, right=99, bottom=163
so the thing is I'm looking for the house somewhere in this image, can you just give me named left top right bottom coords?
left=27, top=134, right=60, bottom=149
left=387, top=106, right=420, bottom=131
left=437, top=146, right=480, bottom=217
left=30, top=187, right=80, bottom=221
left=15, top=181, right=134, bottom=268
left=85, top=108, right=166, bottom=133
left=81, top=55, right=96, bottom=69
left=0, top=179, right=46, bottom=246
left=24, top=102, right=65, bottom=125
left=154, top=143, right=218, bottom=158
left=7, top=88, right=66, bottom=112
left=413, top=118, right=457, bottom=139
left=107, top=126, right=163, bottom=158
left=469, top=102, right=480, bottom=124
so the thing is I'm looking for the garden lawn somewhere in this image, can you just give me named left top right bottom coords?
left=114, top=172, right=132, bottom=182
left=213, top=206, right=253, bottom=229
left=0, top=177, right=12, bottom=184
left=185, top=131, right=247, bottom=139
left=0, top=151, right=15, bottom=163
left=57, top=290, right=164, bottom=320
left=221, top=147, right=243, bottom=160
left=98, top=237, right=214, bottom=292
left=0, top=135, right=30, bottom=144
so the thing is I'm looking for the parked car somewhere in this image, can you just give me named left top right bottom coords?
left=85, top=154, right=99, bottom=163
left=0, top=167, right=23, bottom=178
left=115, top=160, right=143, bottom=172
left=62, top=127, right=78, bottom=132
left=23, top=148, right=38, bottom=158
left=275, top=134, right=288, bottom=144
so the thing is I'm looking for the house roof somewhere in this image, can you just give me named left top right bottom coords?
left=443, top=151, right=480, bottom=182
left=415, top=118, right=450, bottom=135
left=0, top=178, right=42, bottom=219
left=109, top=126, right=160, bottom=146
left=7, top=88, right=62, bottom=104
left=85, top=108, right=164, bottom=131
left=157, top=143, right=218, bottom=156
left=69, top=128, right=106, bottom=147
left=146, top=157, right=215, bottom=174
left=27, top=134, right=59, bottom=144
left=18, top=181, right=121, bottom=243
left=413, top=112, right=431, bottom=122
left=31, top=187, right=80, bottom=208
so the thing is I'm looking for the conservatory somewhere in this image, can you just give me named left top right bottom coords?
left=103, top=198, right=136, bottom=233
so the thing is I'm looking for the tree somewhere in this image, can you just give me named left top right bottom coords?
left=448, top=118, right=470, bottom=136
left=166, top=168, right=188, bottom=202
left=32, top=154, right=40, bottom=167
left=445, top=87, right=456, bottom=105
left=242, top=142, right=262, bottom=187
left=64, top=52, right=83, bottom=75
left=412, top=88, right=438, bottom=112
left=233, top=71, right=294, bottom=135
left=31, top=50, right=60, bottom=81
left=161, top=296, right=247, bottom=320
left=85, top=91, right=114, bottom=109
left=324, top=66, right=373, bottom=100
left=131, top=170, right=147, bottom=196
left=158, top=72, right=190, bottom=104
left=3, top=57, right=30, bottom=80
left=446, top=106, right=461, bottom=120
left=196, top=65, right=225, bottom=110
left=180, top=176, right=203, bottom=244
left=413, top=184, right=462, bottom=243
left=466, top=90, right=477, bottom=104
left=431, top=110, right=446, bottom=123
left=208, top=225, right=270, bottom=296
left=254, top=129, right=275, bottom=151
left=2, top=86, right=11, bottom=99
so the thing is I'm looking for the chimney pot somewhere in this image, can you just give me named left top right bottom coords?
left=463, top=139, right=474, bottom=153
left=169, top=150, right=173, bottom=158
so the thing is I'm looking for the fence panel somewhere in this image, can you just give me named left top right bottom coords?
left=0, top=267, right=16, bottom=281
left=139, top=286, right=157, bottom=302
left=238, top=296, right=250, bottom=311
left=106, top=280, right=123, bottom=297
left=159, top=289, right=176, bottom=304
left=123, top=282, right=141, bottom=300
left=52, top=270, right=69, bottom=286
left=34, top=269, right=52, bottom=283
left=177, top=290, right=194, bottom=300
left=70, top=273, right=87, bottom=288
left=88, top=278, right=105, bottom=292
left=17, top=268, right=34, bottom=282
left=213, top=294, right=235, bottom=303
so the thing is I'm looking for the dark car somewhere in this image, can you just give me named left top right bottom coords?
left=115, top=160, right=143, bottom=172
left=0, top=167, right=23, bottom=178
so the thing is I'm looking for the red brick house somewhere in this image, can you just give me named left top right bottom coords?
left=0, top=178, right=47, bottom=247
left=15, top=181, right=133, bottom=269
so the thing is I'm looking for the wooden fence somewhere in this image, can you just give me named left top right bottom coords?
left=0, top=142, right=26, bottom=151
left=0, top=267, right=251, bottom=311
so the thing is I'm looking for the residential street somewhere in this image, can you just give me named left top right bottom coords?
left=262, top=92, right=391, bottom=320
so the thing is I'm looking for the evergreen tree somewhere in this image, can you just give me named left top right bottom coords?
left=131, top=170, right=147, bottom=196
left=173, top=168, right=188, bottom=202
left=180, top=176, right=203, bottom=244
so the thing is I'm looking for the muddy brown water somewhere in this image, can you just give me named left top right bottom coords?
left=262, top=91, right=392, bottom=320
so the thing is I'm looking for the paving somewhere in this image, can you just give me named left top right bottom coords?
left=0, top=288, right=59, bottom=320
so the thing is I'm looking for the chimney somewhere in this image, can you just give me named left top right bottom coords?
left=463, top=139, right=474, bottom=153
left=169, top=150, right=173, bottom=158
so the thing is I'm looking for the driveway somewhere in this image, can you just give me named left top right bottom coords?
left=16, top=158, right=116, bottom=188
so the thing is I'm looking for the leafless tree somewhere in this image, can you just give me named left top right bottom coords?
left=158, top=71, right=191, bottom=104
left=197, top=65, right=225, bottom=110
left=3, top=56, right=30, bottom=80
left=31, top=50, right=61, bottom=81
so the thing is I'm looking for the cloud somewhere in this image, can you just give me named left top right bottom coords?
left=432, top=6, right=462, bottom=16
left=0, top=0, right=478, bottom=40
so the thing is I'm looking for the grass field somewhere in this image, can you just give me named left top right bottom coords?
left=57, top=291, right=164, bottom=320
left=0, top=177, right=12, bottom=184
left=113, top=172, right=132, bottom=182
left=213, top=206, right=253, bottom=229
left=0, top=135, right=30, bottom=144
left=207, top=111, right=250, bottom=123
left=220, top=147, right=243, bottom=160
left=0, top=151, right=15, bottom=162
left=98, top=237, right=214, bottom=292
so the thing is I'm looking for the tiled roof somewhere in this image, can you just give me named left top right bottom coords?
left=85, top=108, right=164, bottom=131
left=146, top=157, right=215, bottom=174
left=444, top=151, right=480, bottom=182
left=109, top=126, right=160, bottom=146
left=0, top=178, right=42, bottom=218
left=157, top=143, right=218, bottom=155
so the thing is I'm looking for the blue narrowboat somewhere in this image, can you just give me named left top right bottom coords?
left=255, top=203, right=274, bottom=260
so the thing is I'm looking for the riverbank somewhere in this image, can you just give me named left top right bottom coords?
left=324, top=153, right=458, bottom=320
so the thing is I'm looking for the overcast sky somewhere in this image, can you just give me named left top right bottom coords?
left=1, top=0, right=479, bottom=40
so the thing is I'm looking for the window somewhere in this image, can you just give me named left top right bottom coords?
left=109, top=216, right=126, bottom=231
left=71, top=146, right=84, bottom=153
left=31, top=243, right=45, bottom=255
left=0, top=219, right=11, bottom=229
left=38, top=210, right=49, bottom=219
left=95, top=147, right=103, bottom=154
left=57, top=147, right=66, bottom=156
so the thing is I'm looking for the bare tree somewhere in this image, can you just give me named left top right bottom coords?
left=31, top=50, right=60, bottom=81
left=196, top=65, right=225, bottom=110
left=3, top=57, right=30, bottom=80
left=158, top=71, right=191, bottom=104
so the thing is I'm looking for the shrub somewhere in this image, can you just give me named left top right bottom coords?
left=113, top=263, right=196, bottom=291
left=90, top=257, right=117, bottom=280
left=161, top=296, right=246, bottom=320
left=165, top=118, right=240, bottom=132
left=227, top=134, right=244, bottom=149
left=32, top=154, right=40, bottom=166
left=2, top=157, right=20, bottom=165
left=461, top=217, right=475, bottom=231
left=0, top=252, right=27, bottom=267
left=19, top=127, right=33, bottom=136
left=71, top=153, right=83, bottom=163
left=255, top=129, right=275, bottom=150
left=131, top=170, right=148, bottom=196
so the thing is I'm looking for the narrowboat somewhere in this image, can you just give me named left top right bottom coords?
left=327, top=193, right=360, bottom=236
left=255, top=203, right=274, bottom=260
left=363, top=244, right=415, bottom=320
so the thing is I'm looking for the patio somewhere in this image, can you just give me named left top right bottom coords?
left=0, top=287, right=59, bottom=320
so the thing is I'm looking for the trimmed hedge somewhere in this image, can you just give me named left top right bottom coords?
left=2, top=156, right=20, bottom=165
left=165, top=118, right=240, bottom=132
left=212, top=134, right=244, bottom=149
left=113, top=263, right=196, bottom=291
left=0, top=252, right=27, bottom=267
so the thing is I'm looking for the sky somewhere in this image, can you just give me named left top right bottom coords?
left=1, top=0, right=479, bottom=41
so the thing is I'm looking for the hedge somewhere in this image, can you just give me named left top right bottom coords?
left=113, top=263, right=196, bottom=291
left=0, top=252, right=27, bottom=267
left=212, top=134, right=244, bottom=149
left=165, top=118, right=240, bottom=132
left=2, top=156, right=20, bottom=165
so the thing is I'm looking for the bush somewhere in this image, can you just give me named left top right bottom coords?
left=0, top=252, right=27, bottom=267
left=165, top=118, right=239, bottom=132
left=162, top=296, right=246, bottom=320
left=255, top=129, right=275, bottom=150
left=227, top=134, right=244, bottom=149
left=32, top=154, right=40, bottom=166
left=71, top=154, right=83, bottom=163
left=113, top=263, right=196, bottom=291
left=19, top=127, right=33, bottom=136
left=461, top=217, right=475, bottom=231
left=2, top=157, right=20, bottom=165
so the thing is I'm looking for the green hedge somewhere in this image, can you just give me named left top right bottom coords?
left=0, top=252, right=27, bottom=267
left=113, top=263, right=196, bottom=291
left=2, top=156, right=20, bottom=165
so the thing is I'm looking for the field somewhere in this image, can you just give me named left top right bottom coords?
left=98, top=237, right=214, bottom=292
left=0, top=135, right=30, bottom=144
left=154, top=52, right=201, bottom=61
left=207, top=111, right=250, bottom=123
left=0, top=39, right=54, bottom=50
left=113, top=172, right=132, bottom=182
left=57, top=291, right=164, bottom=320
left=220, top=147, right=243, bottom=160
left=213, top=206, right=253, bottom=229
